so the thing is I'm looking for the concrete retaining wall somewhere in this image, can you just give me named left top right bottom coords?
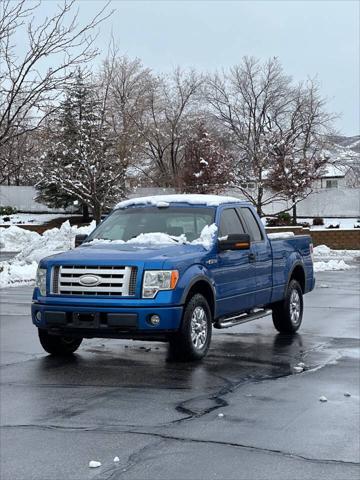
left=266, top=226, right=360, bottom=250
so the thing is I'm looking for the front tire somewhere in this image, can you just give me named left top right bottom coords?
left=169, top=293, right=212, bottom=361
left=272, top=279, right=303, bottom=334
left=38, top=329, right=83, bottom=356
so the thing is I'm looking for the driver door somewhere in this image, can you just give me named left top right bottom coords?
left=211, top=207, right=257, bottom=317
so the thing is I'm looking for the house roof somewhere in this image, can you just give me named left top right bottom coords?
left=321, top=164, right=349, bottom=178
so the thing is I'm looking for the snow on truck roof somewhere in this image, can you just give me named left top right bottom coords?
left=115, top=194, right=243, bottom=209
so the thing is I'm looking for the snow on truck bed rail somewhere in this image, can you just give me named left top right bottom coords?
left=267, top=232, right=295, bottom=240
left=115, top=194, right=242, bottom=209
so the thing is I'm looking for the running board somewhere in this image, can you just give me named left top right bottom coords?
left=214, top=309, right=271, bottom=329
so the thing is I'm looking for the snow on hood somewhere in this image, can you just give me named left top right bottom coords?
left=115, top=194, right=242, bottom=209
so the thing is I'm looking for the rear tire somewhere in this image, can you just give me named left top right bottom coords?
left=38, top=329, right=82, bottom=356
left=272, top=279, right=303, bottom=334
left=169, top=293, right=212, bottom=361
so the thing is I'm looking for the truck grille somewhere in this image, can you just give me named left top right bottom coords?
left=52, top=266, right=137, bottom=297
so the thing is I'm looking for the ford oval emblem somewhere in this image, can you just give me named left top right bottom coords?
left=79, top=274, right=101, bottom=287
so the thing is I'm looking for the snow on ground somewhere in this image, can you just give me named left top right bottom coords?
left=314, top=260, right=353, bottom=272
left=313, top=244, right=359, bottom=272
left=115, top=194, right=242, bottom=209
left=261, top=217, right=360, bottom=230
left=0, top=213, right=75, bottom=225
left=0, top=221, right=96, bottom=288
left=303, top=218, right=360, bottom=230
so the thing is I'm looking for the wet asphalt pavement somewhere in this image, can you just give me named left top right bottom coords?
left=0, top=268, right=359, bottom=480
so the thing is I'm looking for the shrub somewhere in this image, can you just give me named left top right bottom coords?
left=266, top=212, right=292, bottom=227
left=326, top=223, right=340, bottom=229
left=312, top=217, right=324, bottom=226
left=0, top=206, right=17, bottom=215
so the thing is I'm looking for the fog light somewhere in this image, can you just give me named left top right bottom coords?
left=149, top=314, right=160, bottom=326
left=36, top=311, right=42, bottom=321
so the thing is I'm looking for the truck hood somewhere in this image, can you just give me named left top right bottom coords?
left=40, top=242, right=211, bottom=269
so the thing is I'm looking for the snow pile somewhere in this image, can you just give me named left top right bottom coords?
left=313, top=244, right=359, bottom=272
left=115, top=194, right=242, bottom=209
left=191, top=223, right=218, bottom=249
left=313, top=244, right=331, bottom=256
left=0, top=221, right=95, bottom=288
left=314, top=244, right=360, bottom=260
left=0, top=226, right=40, bottom=252
left=314, top=259, right=353, bottom=272
left=0, top=261, right=38, bottom=288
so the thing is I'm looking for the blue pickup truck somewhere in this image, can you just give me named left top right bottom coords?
left=32, top=195, right=315, bottom=361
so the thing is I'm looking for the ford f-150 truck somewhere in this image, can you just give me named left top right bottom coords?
left=32, top=194, right=315, bottom=361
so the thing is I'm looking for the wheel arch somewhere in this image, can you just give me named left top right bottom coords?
left=181, top=276, right=216, bottom=320
left=288, top=263, right=306, bottom=293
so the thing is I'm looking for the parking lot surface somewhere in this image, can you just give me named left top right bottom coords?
left=0, top=268, right=359, bottom=479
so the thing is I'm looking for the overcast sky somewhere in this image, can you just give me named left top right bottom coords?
left=39, top=0, right=359, bottom=135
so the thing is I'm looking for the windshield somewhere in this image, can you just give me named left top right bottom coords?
left=86, top=206, right=216, bottom=243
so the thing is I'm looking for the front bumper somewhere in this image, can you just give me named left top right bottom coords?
left=32, top=302, right=183, bottom=337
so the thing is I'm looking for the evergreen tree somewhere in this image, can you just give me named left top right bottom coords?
left=37, top=72, right=127, bottom=223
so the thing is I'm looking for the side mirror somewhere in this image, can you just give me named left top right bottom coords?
left=218, top=233, right=251, bottom=251
left=75, top=234, right=88, bottom=247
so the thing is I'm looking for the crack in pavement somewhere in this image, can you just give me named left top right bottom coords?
left=1, top=423, right=359, bottom=468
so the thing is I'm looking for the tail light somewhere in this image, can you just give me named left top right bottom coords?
left=310, top=243, right=314, bottom=263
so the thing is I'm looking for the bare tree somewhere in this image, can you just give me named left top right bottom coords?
left=136, top=68, right=203, bottom=187
left=99, top=49, right=154, bottom=186
left=0, top=124, right=38, bottom=185
left=206, top=57, right=335, bottom=216
left=0, top=0, right=112, bottom=149
left=266, top=80, right=335, bottom=223
left=206, top=57, right=296, bottom=214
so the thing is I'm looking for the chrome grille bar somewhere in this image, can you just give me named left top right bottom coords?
left=53, top=265, right=136, bottom=296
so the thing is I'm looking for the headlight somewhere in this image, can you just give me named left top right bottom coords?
left=35, top=267, right=47, bottom=296
left=142, top=270, right=179, bottom=298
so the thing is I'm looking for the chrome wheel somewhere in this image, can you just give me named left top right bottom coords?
left=290, top=290, right=301, bottom=325
left=190, top=306, right=208, bottom=350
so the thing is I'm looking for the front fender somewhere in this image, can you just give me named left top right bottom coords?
left=169, top=264, right=216, bottom=307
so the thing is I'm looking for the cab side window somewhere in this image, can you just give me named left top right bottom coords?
left=239, top=207, right=263, bottom=242
left=219, top=208, right=245, bottom=236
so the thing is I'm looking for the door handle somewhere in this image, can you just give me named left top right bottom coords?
left=248, top=253, right=256, bottom=263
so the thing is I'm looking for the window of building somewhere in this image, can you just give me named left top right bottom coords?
left=325, top=179, right=338, bottom=189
